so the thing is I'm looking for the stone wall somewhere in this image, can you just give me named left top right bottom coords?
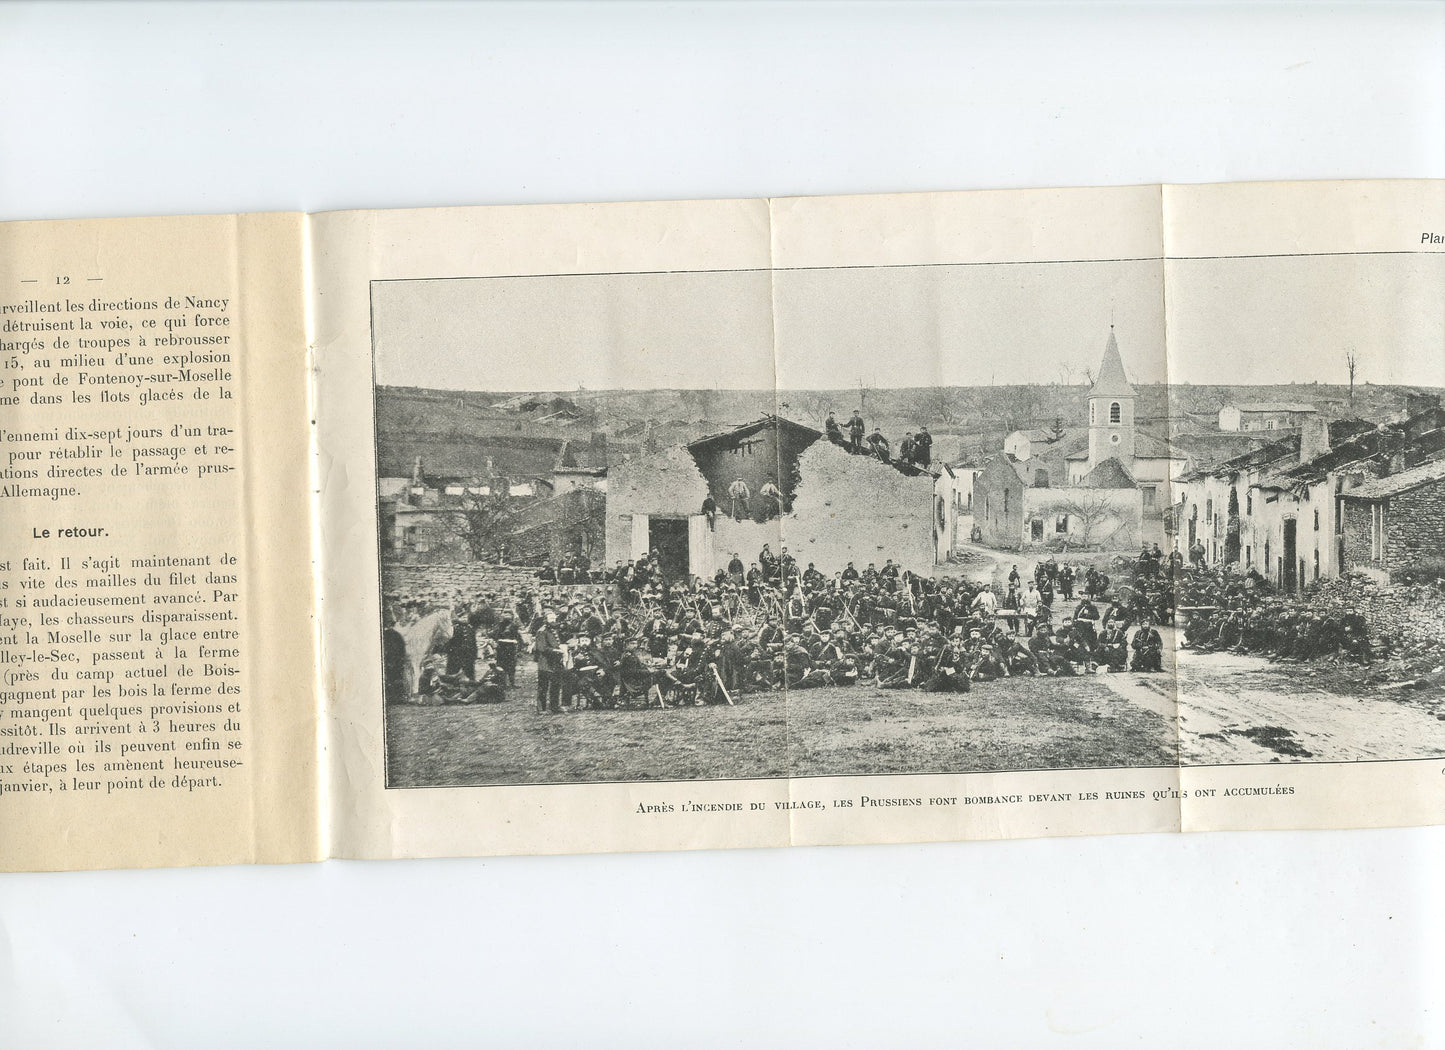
left=1342, top=478, right=1445, bottom=578
left=775, top=440, right=935, bottom=573
left=1340, top=500, right=1375, bottom=572
left=604, top=445, right=712, bottom=563
left=1309, top=574, right=1445, bottom=657
left=1024, top=485, right=1141, bottom=550
left=1386, top=481, right=1445, bottom=572
left=381, top=561, right=546, bottom=598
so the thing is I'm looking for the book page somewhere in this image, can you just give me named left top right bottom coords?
left=1163, top=180, right=1445, bottom=832
left=0, top=213, right=319, bottom=871
left=314, top=187, right=1186, bottom=861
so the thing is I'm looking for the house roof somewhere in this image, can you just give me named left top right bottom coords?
left=1080, top=457, right=1137, bottom=489
left=376, top=434, right=567, bottom=480
left=1090, top=330, right=1137, bottom=399
left=687, top=414, right=822, bottom=451
left=1175, top=433, right=1302, bottom=483
left=1011, top=428, right=1055, bottom=443
left=1231, top=401, right=1318, bottom=414
left=1339, top=458, right=1445, bottom=501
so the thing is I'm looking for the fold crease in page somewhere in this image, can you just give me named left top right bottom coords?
left=6, top=181, right=1445, bottom=872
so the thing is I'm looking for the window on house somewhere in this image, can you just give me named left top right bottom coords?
left=1206, top=498, right=1213, bottom=522
left=1313, top=509, right=1319, bottom=532
left=1370, top=503, right=1385, bottom=561
left=1055, top=515, right=1069, bottom=534
left=1313, top=549, right=1320, bottom=579
left=1246, top=493, right=1252, bottom=515
left=403, top=525, right=418, bottom=548
left=1266, top=420, right=1276, bottom=430
left=1090, top=403, right=1096, bottom=424
left=1142, top=485, right=1156, bottom=509
left=1245, top=544, right=1251, bottom=566
left=1109, top=402, right=1121, bottom=423
left=1264, top=538, right=1270, bottom=566
left=1003, top=490, right=1009, bottom=513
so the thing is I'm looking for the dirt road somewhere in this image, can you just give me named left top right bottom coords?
left=1091, top=634, right=1445, bottom=764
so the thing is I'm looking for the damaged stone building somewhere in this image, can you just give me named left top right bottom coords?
left=605, top=415, right=938, bottom=577
left=1174, top=396, right=1445, bottom=589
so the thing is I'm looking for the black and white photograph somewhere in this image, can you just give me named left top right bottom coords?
left=374, top=249, right=1445, bottom=788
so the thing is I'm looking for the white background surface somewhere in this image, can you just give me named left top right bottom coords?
left=3, top=3, right=1445, bottom=1047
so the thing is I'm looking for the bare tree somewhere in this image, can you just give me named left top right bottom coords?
left=790, top=392, right=836, bottom=427
left=857, top=375, right=874, bottom=418
left=1345, top=349, right=1358, bottom=407
left=998, top=385, right=1043, bottom=433
left=902, top=387, right=961, bottom=428
left=1037, top=490, right=1125, bottom=549
left=436, top=479, right=520, bottom=561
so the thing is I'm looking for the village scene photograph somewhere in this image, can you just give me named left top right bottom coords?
left=371, top=250, right=1445, bottom=788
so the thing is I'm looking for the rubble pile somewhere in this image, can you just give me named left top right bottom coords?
left=1308, top=573, right=1445, bottom=680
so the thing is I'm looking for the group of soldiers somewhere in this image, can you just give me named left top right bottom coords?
left=1178, top=570, right=1373, bottom=665
left=824, top=410, right=934, bottom=469
left=383, top=544, right=1177, bottom=714
left=383, top=535, right=1377, bottom=712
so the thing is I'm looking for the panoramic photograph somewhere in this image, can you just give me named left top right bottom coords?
left=370, top=253, right=1445, bottom=787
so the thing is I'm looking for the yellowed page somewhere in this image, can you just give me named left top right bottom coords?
left=1164, top=180, right=1445, bottom=833
left=0, top=213, right=318, bottom=871
left=314, top=187, right=1183, bottom=861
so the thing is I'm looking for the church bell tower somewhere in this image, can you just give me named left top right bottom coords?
left=1087, top=327, right=1136, bottom=471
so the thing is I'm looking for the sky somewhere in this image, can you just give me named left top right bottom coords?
left=371, top=252, right=1445, bottom=392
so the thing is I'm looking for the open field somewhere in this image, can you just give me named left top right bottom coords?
left=385, top=666, right=1178, bottom=787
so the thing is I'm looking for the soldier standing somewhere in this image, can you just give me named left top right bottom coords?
left=848, top=410, right=866, bottom=453
left=915, top=425, right=933, bottom=467
left=727, top=477, right=751, bottom=520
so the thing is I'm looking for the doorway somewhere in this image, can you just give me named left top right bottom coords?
left=1282, top=518, right=1298, bottom=593
left=648, top=517, right=690, bottom=580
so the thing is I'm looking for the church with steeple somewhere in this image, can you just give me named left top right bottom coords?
left=1085, top=327, right=1137, bottom=471
left=1065, top=327, right=1185, bottom=494
left=973, top=328, right=1186, bottom=550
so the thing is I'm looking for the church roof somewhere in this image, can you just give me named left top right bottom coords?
left=1079, top=456, right=1137, bottom=489
left=1090, top=329, right=1137, bottom=399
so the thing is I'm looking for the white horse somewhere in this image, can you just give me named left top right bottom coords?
left=399, top=608, right=454, bottom=696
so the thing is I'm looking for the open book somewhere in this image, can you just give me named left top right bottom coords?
left=3, top=181, right=1443, bottom=872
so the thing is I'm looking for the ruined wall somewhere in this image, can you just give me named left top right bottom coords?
left=1024, top=486, right=1141, bottom=550
left=691, top=427, right=818, bottom=509
left=1385, top=481, right=1445, bottom=572
left=765, top=440, right=935, bottom=574
left=603, top=446, right=711, bottom=565
left=1340, top=500, right=1376, bottom=571
left=381, top=561, right=543, bottom=598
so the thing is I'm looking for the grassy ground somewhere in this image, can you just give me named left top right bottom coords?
left=385, top=666, right=1179, bottom=787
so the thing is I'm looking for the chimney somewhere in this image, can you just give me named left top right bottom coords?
left=1299, top=416, right=1330, bottom=465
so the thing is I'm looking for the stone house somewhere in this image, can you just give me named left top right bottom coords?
left=605, top=415, right=937, bottom=578
left=1339, top=459, right=1445, bottom=577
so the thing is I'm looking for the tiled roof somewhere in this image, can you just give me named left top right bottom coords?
left=1339, top=458, right=1445, bottom=500
left=1080, top=457, right=1137, bottom=489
